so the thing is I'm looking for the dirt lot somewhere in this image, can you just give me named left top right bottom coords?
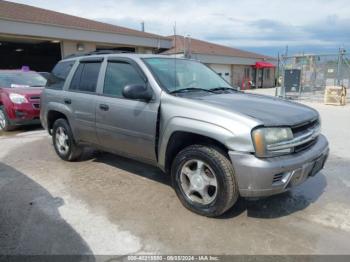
left=1, top=93, right=350, bottom=256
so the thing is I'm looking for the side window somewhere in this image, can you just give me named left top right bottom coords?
left=47, top=61, right=74, bottom=90
left=69, top=62, right=101, bottom=93
left=103, top=62, right=145, bottom=97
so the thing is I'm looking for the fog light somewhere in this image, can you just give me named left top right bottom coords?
left=15, top=110, right=27, bottom=118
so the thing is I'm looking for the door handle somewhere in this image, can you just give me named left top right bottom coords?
left=99, top=104, right=109, bottom=111
left=64, top=98, right=72, bottom=105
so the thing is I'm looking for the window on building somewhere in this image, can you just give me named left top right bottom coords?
left=103, top=62, right=145, bottom=97
left=47, top=61, right=74, bottom=90
left=69, top=62, right=101, bottom=93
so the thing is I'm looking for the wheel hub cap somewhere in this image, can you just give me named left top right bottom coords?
left=191, top=175, right=204, bottom=189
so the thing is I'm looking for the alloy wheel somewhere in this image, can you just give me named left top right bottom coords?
left=179, top=159, right=218, bottom=205
left=55, top=127, right=70, bottom=155
left=0, top=110, right=6, bottom=130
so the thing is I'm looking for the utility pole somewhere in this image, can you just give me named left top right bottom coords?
left=336, top=47, right=346, bottom=86
left=277, top=52, right=280, bottom=86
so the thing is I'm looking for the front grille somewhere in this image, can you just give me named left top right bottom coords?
left=294, top=138, right=318, bottom=153
left=32, top=103, right=40, bottom=109
left=291, top=118, right=320, bottom=153
left=291, top=118, right=319, bottom=136
left=29, top=96, right=41, bottom=101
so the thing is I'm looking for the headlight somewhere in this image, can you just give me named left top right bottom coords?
left=9, top=93, right=28, bottom=104
left=252, top=127, right=293, bottom=157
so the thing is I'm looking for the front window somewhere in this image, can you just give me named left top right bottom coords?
left=143, top=58, right=233, bottom=93
left=0, top=71, right=47, bottom=88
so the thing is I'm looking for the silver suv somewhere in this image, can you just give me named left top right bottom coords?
left=40, top=53, right=329, bottom=217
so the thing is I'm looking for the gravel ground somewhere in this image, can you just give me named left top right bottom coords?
left=0, top=92, right=350, bottom=256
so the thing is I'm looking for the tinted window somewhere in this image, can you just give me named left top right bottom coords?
left=70, top=62, right=101, bottom=93
left=103, top=62, right=145, bottom=97
left=47, top=61, right=74, bottom=90
left=0, top=71, right=46, bottom=88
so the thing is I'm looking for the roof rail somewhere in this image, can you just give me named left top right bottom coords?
left=64, top=50, right=132, bottom=59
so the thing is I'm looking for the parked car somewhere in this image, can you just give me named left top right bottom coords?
left=0, top=69, right=47, bottom=131
left=40, top=54, right=329, bottom=217
left=38, top=72, right=51, bottom=80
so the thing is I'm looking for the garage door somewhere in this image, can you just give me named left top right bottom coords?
left=208, top=64, right=231, bottom=84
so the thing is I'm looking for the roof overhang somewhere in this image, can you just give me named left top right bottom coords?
left=0, top=18, right=172, bottom=49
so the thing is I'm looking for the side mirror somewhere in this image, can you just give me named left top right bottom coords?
left=122, top=84, right=153, bottom=101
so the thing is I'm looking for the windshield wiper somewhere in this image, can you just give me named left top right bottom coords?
left=209, top=87, right=238, bottom=92
left=170, top=87, right=215, bottom=94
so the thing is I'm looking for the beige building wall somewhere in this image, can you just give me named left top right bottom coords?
left=61, top=41, right=96, bottom=57
left=60, top=41, right=156, bottom=57
left=136, top=46, right=154, bottom=54
left=231, top=65, right=246, bottom=87
left=263, top=68, right=275, bottom=88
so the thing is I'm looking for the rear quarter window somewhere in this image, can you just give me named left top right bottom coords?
left=47, top=61, right=75, bottom=90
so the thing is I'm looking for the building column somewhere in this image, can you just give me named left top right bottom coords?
left=60, top=41, right=96, bottom=58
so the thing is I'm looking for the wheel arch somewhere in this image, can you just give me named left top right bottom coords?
left=47, top=110, right=71, bottom=135
left=158, top=117, right=235, bottom=173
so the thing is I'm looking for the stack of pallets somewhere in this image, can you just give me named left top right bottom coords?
left=324, top=86, right=347, bottom=106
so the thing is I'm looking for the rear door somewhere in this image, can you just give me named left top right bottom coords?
left=95, top=58, right=159, bottom=162
left=65, top=57, right=103, bottom=144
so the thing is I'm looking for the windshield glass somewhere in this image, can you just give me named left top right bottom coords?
left=0, top=71, right=47, bottom=88
left=143, top=58, right=233, bottom=93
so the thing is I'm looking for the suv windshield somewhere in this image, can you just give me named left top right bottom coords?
left=143, top=58, right=234, bottom=93
left=0, top=71, right=47, bottom=88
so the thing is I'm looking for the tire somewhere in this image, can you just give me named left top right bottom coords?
left=171, top=145, right=239, bottom=217
left=0, top=106, right=14, bottom=131
left=52, top=118, right=82, bottom=161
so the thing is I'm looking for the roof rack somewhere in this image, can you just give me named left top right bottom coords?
left=64, top=50, right=132, bottom=59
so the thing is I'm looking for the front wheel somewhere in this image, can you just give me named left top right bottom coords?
left=171, top=145, right=239, bottom=217
left=52, top=119, right=82, bottom=161
left=0, top=106, right=14, bottom=131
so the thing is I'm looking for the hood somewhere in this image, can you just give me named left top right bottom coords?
left=197, top=92, right=319, bottom=126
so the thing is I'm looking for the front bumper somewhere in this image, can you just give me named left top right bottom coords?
left=229, top=134, right=329, bottom=197
left=7, top=103, right=41, bottom=126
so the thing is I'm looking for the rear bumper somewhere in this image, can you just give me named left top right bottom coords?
left=229, top=134, right=329, bottom=197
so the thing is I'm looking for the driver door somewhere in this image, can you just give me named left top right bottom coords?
left=95, top=58, right=159, bottom=162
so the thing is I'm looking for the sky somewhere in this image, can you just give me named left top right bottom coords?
left=8, top=0, right=350, bottom=57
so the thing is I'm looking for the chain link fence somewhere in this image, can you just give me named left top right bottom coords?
left=277, top=50, right=350, bottom=102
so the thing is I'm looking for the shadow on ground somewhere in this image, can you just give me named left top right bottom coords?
left=86, top=150, right=170, bottom=186
left=0, top=162, right=94, bottom=259
left=84, top=151, right=327, bottom=220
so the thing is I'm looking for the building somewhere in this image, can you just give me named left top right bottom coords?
left=163, top=35, right=276, bottom=88
left=0, top=0, right=172, bottom=71
left=0, top=0, right=276, bottom=87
